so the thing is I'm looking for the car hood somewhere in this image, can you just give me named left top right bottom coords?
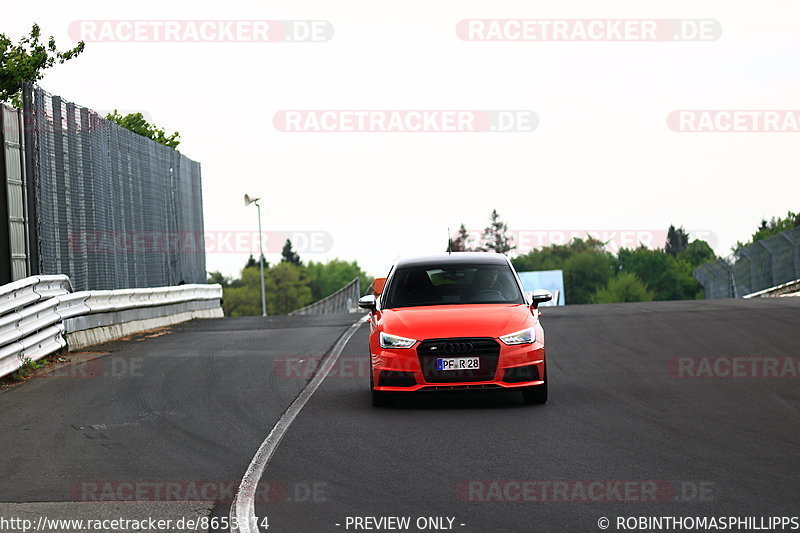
left=379, top=304, right=535, bottom=340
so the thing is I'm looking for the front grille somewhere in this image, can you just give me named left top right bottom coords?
left=417, top=338, right=500, bottom=383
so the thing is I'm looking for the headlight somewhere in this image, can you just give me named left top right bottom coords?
left=379, top=331, right=417, bottom=349
left=499, top=327, right=535, bottom=345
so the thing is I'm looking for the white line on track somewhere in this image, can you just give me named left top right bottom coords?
left=230, top=317, right=366, bottom=533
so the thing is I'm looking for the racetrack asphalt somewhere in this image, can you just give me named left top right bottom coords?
left=2, top=299, right=799, bottom=532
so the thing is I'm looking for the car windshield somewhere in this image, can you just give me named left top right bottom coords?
left=383, top=264, right=525, bottom=308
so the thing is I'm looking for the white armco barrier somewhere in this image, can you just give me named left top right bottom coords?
left=0, top=276, right=223, bottom=378
left=743, top=278, right=800, bottom=299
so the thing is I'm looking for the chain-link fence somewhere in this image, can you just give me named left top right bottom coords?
left=21, top=85, right=205, bottom=291
left=694, top=226, right=800, bottom=298
left=290, top=278, right=361, bottom=315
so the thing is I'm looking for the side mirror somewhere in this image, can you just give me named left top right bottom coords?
left=358, top=294, right=377, bottom=311
left=528, top=289, right=552, bottom=308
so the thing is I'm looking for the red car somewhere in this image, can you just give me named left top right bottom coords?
left=358, top=253, right=552, bottom=406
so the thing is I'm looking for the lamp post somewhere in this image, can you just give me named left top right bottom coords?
left=244, top=194, right=267, bottom=317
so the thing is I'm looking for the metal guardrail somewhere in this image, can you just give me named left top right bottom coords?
left=290, top=278, right=361, bottom=315
left=0, top=275, right=73, bottom=315
left=743, top=278, right=800, bottom=299
left=0, top=276, right=222, bottom=378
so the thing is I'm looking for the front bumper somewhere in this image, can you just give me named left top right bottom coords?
left=371, top=338, right=545, bottom=392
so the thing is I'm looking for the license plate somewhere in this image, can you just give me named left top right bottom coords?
left=437, top=357, right=480, bottom=371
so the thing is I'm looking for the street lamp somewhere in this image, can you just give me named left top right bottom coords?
left=244, top=194, right=267, bottom=317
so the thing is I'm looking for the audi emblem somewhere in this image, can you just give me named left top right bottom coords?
left=442, top=342, right=474, bottom=355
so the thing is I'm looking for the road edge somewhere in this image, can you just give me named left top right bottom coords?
left=230, top=316, right=366, bottom=533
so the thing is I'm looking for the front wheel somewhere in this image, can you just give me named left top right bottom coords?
left=521, top=382, right=548, bottom=404
left=521, top=364, right=548, bottom=404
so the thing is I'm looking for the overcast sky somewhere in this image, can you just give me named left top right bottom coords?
left=7, top=1, right=799, bottom=277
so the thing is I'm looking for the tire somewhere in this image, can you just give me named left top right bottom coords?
left=521, top=364, right=548, bottom=404
left=370, top=369, right=391, bottom=407
left=521, top=382, right=548, bottom=404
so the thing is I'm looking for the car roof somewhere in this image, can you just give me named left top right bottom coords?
left=393, top=252, right=511, bottom=269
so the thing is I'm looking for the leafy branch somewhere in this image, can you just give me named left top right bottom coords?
left=0, top=23, right=85, bottom=106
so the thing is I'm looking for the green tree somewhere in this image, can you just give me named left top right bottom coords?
left=207, top=270, right=231, bottom=288
left=735, top=210, right=799, bottom=249
left=222, top=267, right=264, bottom=316
left=0, top=24, right=85, bottom=106
left=512, top=236, right=608, bottom=272
left=223, top=262, right=312, bottom=316
left=590, top=273, right=654, bottom=303
left=221, top=255, right=375, bottom=316
left=512, top=237, right=612, bottom=304
left=306, top=259, right=374, bottom=300
left=447, top=224, right=472, bottom=252
left=617, top=247, right=701, bottom=300
left=265, top=262, right=312, bottom=314
left=563, top=251, right=614, bottom=304
left=481, top=209, right=515, bottom=254
left=106, top=110, right=181, bottom=149
left=678, top=240, right=716, bottom=268
left=244, top=254, right=267, bottom=269
left=665, top=225, right=689, bottom=256
left=512, top=232, right=712, bottom=304
left=280, top=239, right=302, bottom=265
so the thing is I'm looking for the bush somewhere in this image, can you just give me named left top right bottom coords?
left=590, top=273, right=654, bottom=303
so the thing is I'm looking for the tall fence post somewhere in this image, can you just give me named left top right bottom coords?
left=0, top=106, right=11, bottom=284
left=21, top=83, right=39, bottom=276
left=0, top=105, right=33, bottom=283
